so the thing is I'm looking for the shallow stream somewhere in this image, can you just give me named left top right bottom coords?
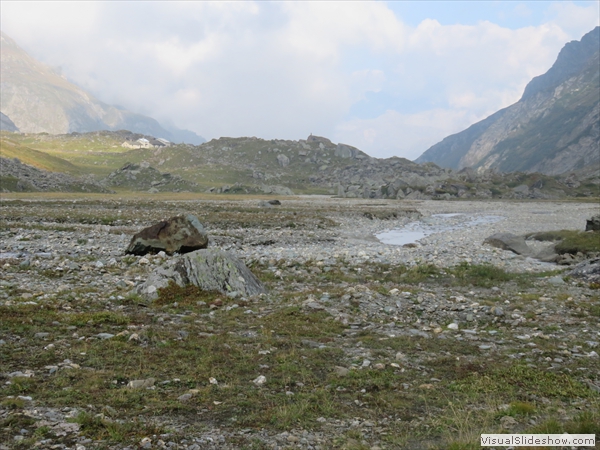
left=376, top=213, right=504, bottom=246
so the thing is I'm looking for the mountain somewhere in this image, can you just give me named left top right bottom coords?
left=0, top=112, right=19, bottom=132
left=416, top=27, right=600, bottom=175
left=0, top=32, right=205, bottom=144
left=3, top=130, right=597, bottom=199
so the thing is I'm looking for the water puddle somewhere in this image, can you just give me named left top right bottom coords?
left=376, top=213, right=504, bottom=246
left=0, top=252, right=21, bottom=259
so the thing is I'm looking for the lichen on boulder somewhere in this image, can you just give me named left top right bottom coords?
left=176, top=249, right=265, bottom=296
left=136, top=249, right=265, bottom=300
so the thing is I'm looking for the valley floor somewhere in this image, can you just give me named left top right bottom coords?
left=0, top=196, right=598, bottom=449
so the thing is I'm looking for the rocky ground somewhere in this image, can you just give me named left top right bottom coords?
left=0, top=196, right=599, bottom=450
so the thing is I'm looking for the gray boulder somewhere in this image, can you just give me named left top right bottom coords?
left=483, top=233, right=532, bottom=256
left=277, top=154, right=290, bottom=167
left=568, top=258, right=600, bottom=284
left=126, top=214, right=208, bottom=255
left=534, top=244, right=559, bottom=262
left=176, top=249, right=265, bottom=296
left=586, top=215, right=600, bottom=231
left=335, top=143, right=359, bottom=159
left=136, top=249, right=265, bottom=300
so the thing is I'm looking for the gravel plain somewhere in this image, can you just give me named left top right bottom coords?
left=1, top=197, right=599, bottom=450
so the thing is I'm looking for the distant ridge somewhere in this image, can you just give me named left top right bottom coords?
left=0, top=32, right=205, bottom=144
left=416, top=27, right=600, bottom=175
left=0, top=112, right=18, bottom=132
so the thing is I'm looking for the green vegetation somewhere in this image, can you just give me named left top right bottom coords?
left=528, top=229, right=600, bottom=255
left=1, top=136, right=83, bottom=174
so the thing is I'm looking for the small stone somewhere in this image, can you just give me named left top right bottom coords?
left=128, top=333, right=140, bottom=341
left=447, top=323, right=459, bottom=330
left=178, top=393, right=193, bottom=402
left=96, top=333, right=115, bottom=340
left=127, top=378, right=155, bottom=389
left=547, top=276, right=565, bottom=285
left=361, top=359, right=371, bottom=367
left=253, top=375, right=267, bottom=386
left=334, top=366, right=349, bottom=377
left=500, top=415, right=518, bottom=429
left=492, top=307, right=504, bottom=316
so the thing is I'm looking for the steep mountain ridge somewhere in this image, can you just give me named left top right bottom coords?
left=416, top=27, right=600, bottom=175
left=0, top=32, right=205, bottom=144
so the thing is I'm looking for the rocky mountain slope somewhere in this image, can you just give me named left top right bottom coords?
left=0, top=32, right=205, bottom=144
left=416, top=27, right=600, bottom=176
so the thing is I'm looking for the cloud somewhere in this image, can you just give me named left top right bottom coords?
left=546, top=2, right=600, bottom=39
left=1, top=1, right=598, bottom=160
left=334, top=108, right=480, bottom=160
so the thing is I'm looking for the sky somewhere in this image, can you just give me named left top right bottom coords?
left=1, top=1, right=599, bottom=160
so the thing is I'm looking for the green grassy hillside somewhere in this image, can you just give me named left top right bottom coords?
left=0, top=134, right=83, bottom=175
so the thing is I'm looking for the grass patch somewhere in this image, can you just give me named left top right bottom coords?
left=528, top=229, right=600, bottom=255
left=451, top=364, right=593, bottom=400
left=449, top=262, right=516, bottom=287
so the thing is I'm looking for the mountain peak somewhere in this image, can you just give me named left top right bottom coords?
left=521, top=26, right=600, bottom=100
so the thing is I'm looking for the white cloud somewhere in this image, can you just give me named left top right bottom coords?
left=1, top=1, right=597, bottom=160
left=335, top=108, right=480, bottom=160
left=546, top=2, right=600, bottom=39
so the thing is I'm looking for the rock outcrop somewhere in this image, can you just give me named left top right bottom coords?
left=103, top=162, right=200, bottom=192
left=0, top=156, right=110, bottom=193
left=126, top=215, right=209, bottom=256
left=568, top=258, right=600, bottom=284
left=586, top=215, right=600, bottom=232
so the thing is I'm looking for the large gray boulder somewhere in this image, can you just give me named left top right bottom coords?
left=136, top=249, right=265, bottom=300
left=483, top=233, right=532, bottom=256
left=176, top=249, right=265, bottom=296
left=126, top=215, right=208, bottom=255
